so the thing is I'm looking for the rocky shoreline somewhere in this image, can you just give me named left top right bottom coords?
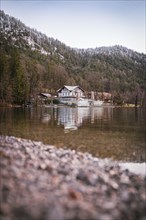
left=0, top=135, right=146, bottom=220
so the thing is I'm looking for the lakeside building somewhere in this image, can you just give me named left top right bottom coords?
left=57, top=85, right=85, bottom=104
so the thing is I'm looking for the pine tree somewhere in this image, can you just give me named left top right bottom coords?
left=0, top=49, right=12, bottom=104
left=10, top=49, right=25, bottom=104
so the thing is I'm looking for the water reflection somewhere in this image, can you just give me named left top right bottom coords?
left=57, top=107, right=109, bottom=132
left=41, top=113, right=51, bottom=123
left=120, top=162, right=146, bottom=176
left=0, top=106, right=146, bottom=166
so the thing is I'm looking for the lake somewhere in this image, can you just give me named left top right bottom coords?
left=0, top=106, right=146, bottom=174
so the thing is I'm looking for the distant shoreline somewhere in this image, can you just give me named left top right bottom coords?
left=0, top=102, right=145, bottom=108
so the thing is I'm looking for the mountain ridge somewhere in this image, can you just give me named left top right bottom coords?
left=0, top=10, right=146, bottom=106
left=1, top=10, right=145, bottom=57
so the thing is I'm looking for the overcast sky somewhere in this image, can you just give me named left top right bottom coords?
left=1, top=0, right=146, bottom=53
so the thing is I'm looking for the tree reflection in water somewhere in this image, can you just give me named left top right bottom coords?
left=0, top=106, right=145, bottom=165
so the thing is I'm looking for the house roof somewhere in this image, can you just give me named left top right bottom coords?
left=64, top=85, right=78, bottom=91
left=57, top=85, right=84, bottom=92
left=39, top=93, right=51, bottom=97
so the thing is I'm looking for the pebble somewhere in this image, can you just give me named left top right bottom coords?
left=0, top=135, right=145, bottom=220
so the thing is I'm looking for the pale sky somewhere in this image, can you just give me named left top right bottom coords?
left=1, top=0, right=146, bottom=54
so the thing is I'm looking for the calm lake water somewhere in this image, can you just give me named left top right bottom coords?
left=0, top=106, right=146, bottom=174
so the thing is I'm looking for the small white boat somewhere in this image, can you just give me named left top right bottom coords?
left=90, top=91, right=103, bottom=107
left=76, top=98, right=90, bottom=107
left=92, top=100, right=103, bottom=107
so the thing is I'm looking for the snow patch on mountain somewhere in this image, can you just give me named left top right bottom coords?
left=1, top=10, right=145, bottom=63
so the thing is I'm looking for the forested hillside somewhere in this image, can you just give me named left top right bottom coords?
left=0, top=10, right=146, bottom=105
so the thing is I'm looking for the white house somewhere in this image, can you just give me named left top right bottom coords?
left=57, top=85, right=85, bottom=104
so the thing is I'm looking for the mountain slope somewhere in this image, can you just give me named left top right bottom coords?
left=0, top=10, right=146, bottom=105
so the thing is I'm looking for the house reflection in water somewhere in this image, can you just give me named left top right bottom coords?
left=57, top=107, right=86, bottom=132
left=57, top=106, right=113, bottom=132
left=90, top=107, right=103, bottom=123
left=41, top=113, right=51, bottom=123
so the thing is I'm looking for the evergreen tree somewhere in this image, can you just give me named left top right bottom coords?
left=10, top=50, right=25, bottom=104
